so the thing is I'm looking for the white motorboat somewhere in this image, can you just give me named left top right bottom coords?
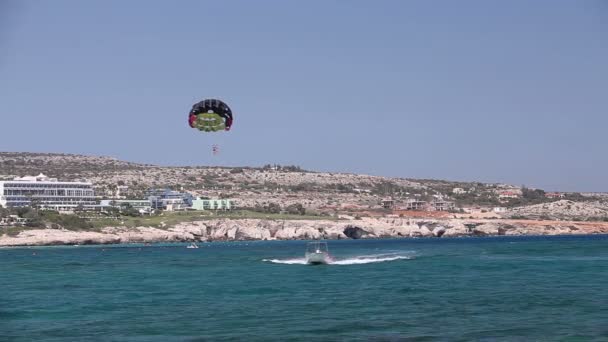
left=305, top=241, right=332, bottom=265
left=186, top=242, right=199, bottom=249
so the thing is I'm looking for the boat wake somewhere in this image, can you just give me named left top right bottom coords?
left=331, top=254, right=413, bottom=265
left=263, top=252, right=414, bottom=265
left=263, top=258, right=308, bottom=265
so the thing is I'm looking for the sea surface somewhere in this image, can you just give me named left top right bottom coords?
left=2, top=235, right=607, bottom=341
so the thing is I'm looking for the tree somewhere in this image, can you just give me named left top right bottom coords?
left=105, top=206, right=120, bottom=216
left=266, top=203, right=281, bottom=214
left=21, top=208, right=43, bottom=227
left=521, top=187, right=545, bottom=200
left=16, top=207, right=33, bottom=218
left=285, top=203, right=306, bottom=215
left=120, top=203, right=140, bottom=217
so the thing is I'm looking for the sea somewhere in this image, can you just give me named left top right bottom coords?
left=1, top=235, right=607, bottom=341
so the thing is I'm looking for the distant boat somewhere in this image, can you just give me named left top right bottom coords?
left=186, top=242, right=199, bottom=249
left=305, top=241, right=332, bottom=265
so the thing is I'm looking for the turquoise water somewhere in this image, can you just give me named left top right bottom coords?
left=2, top=235, right=607, bottom=341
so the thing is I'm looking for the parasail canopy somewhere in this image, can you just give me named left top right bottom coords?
left=188, top=98, right=233, bottom=132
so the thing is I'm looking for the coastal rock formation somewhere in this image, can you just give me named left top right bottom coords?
left=2, top=217, right=608, bottom=246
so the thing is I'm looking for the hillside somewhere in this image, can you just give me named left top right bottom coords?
left=507, top=200, right=608, bottom=221
left=1, top=152, right=605, bottom=218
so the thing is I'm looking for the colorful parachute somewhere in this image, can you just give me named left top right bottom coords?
left=188, top=99, right=233, bottom=132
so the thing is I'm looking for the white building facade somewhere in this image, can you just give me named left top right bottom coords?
left=191, top=198, right=235, bottom=211
left=0, top=173, right=96, bottom=211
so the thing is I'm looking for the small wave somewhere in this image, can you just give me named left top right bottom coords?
left=263, top=253, right=414, bottom=265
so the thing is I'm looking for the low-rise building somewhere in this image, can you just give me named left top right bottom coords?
left=381, top=198, right=395, bottom=209
left=403, top=199, right=427, bottom=211
left=191, top=198, right=235, bottom=211
left=146, top=188, right=193, bottom=211
left=431, top=200, right=455, bottom=211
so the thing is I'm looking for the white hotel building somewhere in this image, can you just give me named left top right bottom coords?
left=0, top=173, right=97, bottom=211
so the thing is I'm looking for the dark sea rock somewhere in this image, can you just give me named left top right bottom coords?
left=343, top=226, right=369, bottom=239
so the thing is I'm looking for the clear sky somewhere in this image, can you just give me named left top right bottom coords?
left=0, top=0, right=607, bottom=192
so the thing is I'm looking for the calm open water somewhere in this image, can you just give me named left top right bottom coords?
left=1, top=235, right=607, bottom=341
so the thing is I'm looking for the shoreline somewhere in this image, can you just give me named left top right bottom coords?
left=2, top=233, right=608, bottom=249
left=2, top=217, right=608, bottom=247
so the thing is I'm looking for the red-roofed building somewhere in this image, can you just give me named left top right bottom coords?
left=545, top=192, right=565, bottom=199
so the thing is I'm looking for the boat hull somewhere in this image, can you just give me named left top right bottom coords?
left=306, top=252, right=330, bottom=265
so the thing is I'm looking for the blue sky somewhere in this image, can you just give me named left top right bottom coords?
left=0, top=0, right=607, bottom=191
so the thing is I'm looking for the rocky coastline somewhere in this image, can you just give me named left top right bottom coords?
left=2, top=217, right=607, bottom=247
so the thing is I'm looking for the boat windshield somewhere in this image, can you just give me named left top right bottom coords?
left=306, top=241, right=328, bottom=253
